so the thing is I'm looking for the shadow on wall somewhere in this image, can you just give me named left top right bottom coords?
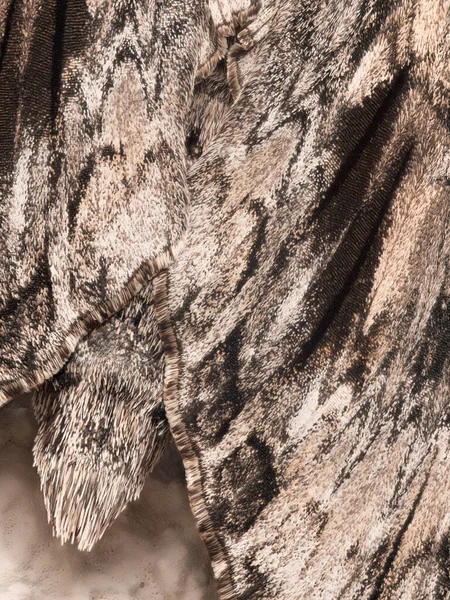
left=0, top=395, right=217, bottom=600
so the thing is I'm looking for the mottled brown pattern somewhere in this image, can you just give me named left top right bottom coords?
left=0, top=0, right=207, bottom=401
left=1, top=1, right=450, bottom=600
left=164, top=1, right=450, bottom=598
left=33, top=282, right=169, bottom=551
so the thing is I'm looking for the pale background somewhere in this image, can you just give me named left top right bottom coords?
left=0, top=397, right=217, bottom=600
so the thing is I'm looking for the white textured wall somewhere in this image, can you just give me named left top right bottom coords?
left=0, top=397, right=217, bottom=600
